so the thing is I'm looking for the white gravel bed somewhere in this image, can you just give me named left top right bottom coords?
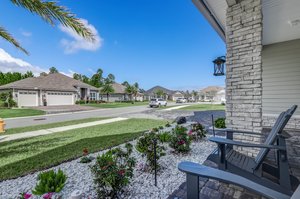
left=0, top=137, right=216, bottom=199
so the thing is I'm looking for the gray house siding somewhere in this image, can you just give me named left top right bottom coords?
left=262, top=39, right=300, bottom=116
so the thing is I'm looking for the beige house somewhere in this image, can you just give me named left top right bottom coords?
left=194, top=0, right=300, bottom=171
left=199, top=86, right=224, bottom=102
left=144, top=86, right=185, bottom=101
left=0, top=73, right=99, bottom=107
left=99, top=82, right=144, bottom=102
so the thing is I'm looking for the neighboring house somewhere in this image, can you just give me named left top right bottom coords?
left=199, top=86, right=224, bottom=101
left=100, top=83, right=127, bottom=102
left=193, top=0, right=300, bottom=170
left=144, top=86, right=185, bottom=101
left=171, top=91, right=185, bottom=101
left=0, top=73, right=99, bottom=107
left=99, top=82, right=144, bottom=102
left=144, top=86, right=173, bottom=101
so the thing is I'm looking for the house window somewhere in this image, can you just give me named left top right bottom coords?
left=90, top=92, right=97, bottom=100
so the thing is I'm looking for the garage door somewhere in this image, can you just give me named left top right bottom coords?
left=18, top=91, right=38, bottom=107
left=47, top=92, right=74, bottom=106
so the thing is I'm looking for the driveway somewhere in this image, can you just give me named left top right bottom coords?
left=29, top=105, right=96, bottom=114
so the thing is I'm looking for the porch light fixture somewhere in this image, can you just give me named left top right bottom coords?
left=213, top=56, right=226, bottom=76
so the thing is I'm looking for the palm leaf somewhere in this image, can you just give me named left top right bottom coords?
left=0, top=26, right=29, bottom=54
left=10, top=0, right=95, bottom=41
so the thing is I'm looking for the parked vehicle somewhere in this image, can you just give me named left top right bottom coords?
left=149, top=98, right=167, bottom=107
left=176, top=98, right=187, bottom=103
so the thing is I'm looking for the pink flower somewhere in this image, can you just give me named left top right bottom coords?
left=188, top=130, right=193, bottom=136
left=178, top=140, right=185, bottom=145
left=118, top=169, right=125, bottom=176
left=43, top=192, right=53, bottom=199
left=24, top=193, right=32, bottom=199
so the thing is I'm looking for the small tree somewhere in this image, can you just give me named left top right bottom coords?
left=125, top=85, right=134, bottom=102
left=101, top=79, right=114, bottom=102
left=49, top=67, right=58, bottom=74
left=133, top=82, right=139, bottom=101
left=155, top=89, right=164, bottom=99
left=191, top=90, right=198, bottom=101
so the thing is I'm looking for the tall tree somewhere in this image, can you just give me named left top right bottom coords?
left=82, top=75, right=90, bottom=84
left=101, top=79, right=114, bottom=102
left=132, top=82, right=139, bottom=101
left=73, top=73, right=82, bottom=80
left=107, top=73, right=115, bottom=83
left=125, top=84, right=134, bottom=102
left=122, top=81, right=130, bottom=87
left=0, top=71, right=34, bottom=86
left=90, top=68, right=104, bottom=88
left=191, top=90, right=198, bottom=101
left=49, top=67, right=58, bottom=74
left=1, top=0, right=95, bottom=55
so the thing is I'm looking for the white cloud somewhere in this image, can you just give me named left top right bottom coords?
left=88, top=68, right=96, bottom=74
left=21, top=31, right=32, bottom=37
left=0, top=48, right=46, bottom=75
left=59, top=19, right=103, bottom=54
left=61, top=69, right=76, bottom=77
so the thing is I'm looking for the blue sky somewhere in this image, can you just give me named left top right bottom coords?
left=0, top=0, right=225, bottom=90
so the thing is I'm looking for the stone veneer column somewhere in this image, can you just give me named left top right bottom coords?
left=225, top=0, right=263, bottom=156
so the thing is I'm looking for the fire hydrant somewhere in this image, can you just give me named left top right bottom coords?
left=0, top=118, right=5, bottom=133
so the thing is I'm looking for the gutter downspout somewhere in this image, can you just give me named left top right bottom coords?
left=192, top=0, right=226, bottom=42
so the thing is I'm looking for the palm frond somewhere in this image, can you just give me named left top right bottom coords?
left=10, top=0, right=95, bottom=41
left=0, top=26, right=29, bottom=55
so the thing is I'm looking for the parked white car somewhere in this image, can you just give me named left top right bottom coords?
left=176, top=98, right=187, bottom=103
left=149, top=98, right=167, bottom=107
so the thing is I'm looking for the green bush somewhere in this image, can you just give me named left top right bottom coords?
left=158, top=132, right=172, bottom=143
left=165, top=122, right=171, bottom=127
left=169, top=125, right=191, bottom=153
left=136, top=132, right=165, bottom=171
left=75, top=100, right=86, bottom=104
left=32, top=169, right=67, bottom=195
left=91, top=144, right=135, bottom=198
left=214, top=118, right=226, bottom=129
left=191, top=123, right=207, bottom=139
left=158, top=126, right=164, bottom=130
left=152, top=127, right=159, bottom=132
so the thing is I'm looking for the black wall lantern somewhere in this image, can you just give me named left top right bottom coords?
left=213, top=56, right=226, bottom=76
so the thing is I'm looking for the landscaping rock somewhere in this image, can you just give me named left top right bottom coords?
left=175, top=116, right=187, bottom=124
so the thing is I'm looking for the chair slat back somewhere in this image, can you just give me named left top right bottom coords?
left=254, top=105, right=298, bottom=168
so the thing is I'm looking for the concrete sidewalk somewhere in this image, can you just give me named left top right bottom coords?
left=162, top=105, right=191, bottom=111
left=0, top=117, right=128, bottom=142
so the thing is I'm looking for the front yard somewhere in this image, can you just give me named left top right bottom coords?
left=0, top=118, right=167, bottom=180
left=83, top=101, right=149, bottom=108
left=179, top=104, right=225, bottom=111
left=0, top=108, right=45, bottom=118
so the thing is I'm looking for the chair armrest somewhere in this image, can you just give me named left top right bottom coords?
left=209, top=137, right=286, bottom=150
left=178, top=161, right=291, bottom=199
left=215, top=128, right=262, bottom=135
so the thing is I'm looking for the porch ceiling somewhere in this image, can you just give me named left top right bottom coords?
left=194, top=0, right=300, bottom=45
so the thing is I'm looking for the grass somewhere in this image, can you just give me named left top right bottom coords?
left=0, top=108, right=45, bottom=119
left=179, top=104, right=225, bottom=111
left=84, top=101, right=149, bottom=108
left=3, top=117, right=110, bottom=135
left=0, top=118, right=167, bottom=180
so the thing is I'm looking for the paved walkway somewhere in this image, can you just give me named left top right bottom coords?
left=162, top=105, right=191, bottom=111
left=0, top=117, right=128, bottom=142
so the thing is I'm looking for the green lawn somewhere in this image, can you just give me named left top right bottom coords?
left=83, top=101, right=148, bottom=108
left=0, top=108, right=45, bottom=119
left=3, top=117, right=110, bottom=135
left=179, top=104, right=225, bottom=111
left=0, top=118, right=166, bottom=180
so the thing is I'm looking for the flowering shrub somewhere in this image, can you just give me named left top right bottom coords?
left=43, top=192, right=53, bottom=199
left=169, top=125, right=191, bottom=153
left=32, top=169, right=67, bottom=196
left=18, top=193, right=32, bottom=199
left=136, top=132, right=165, bottom=171
left=158, top=131, right=172, bottom=143
left=91, top=144, right=135, bottom=198
left=191, top=123, right=207, bottom=139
